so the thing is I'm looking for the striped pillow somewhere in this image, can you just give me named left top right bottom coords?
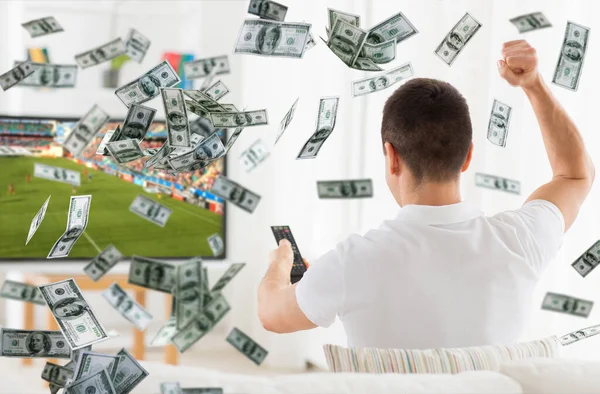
left=323, top=337, right=560, bottom=373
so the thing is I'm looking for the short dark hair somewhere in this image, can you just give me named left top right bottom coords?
left=381, top=78, right=472, bottom=183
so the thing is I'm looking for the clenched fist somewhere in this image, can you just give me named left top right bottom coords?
left=498, top=40, right=540, bottom=89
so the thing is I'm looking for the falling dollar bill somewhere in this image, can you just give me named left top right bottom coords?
left=103, top=283, right=153, bottom=331
left=42, top=361, right=74, bottom=387
left=175, top=258, right=204, bottom=330
left=248, top=0, right=288, bottom=21
left=224, top=127, right=245, bottom=153
left=305, top=29, right=317, bottom=51
left=351, top=57, right=383, bottom=71
left=552, top=21, right=589, bottom=91
left=328, top=8, right=360, bottom=30
left=34, top=163, right=81, bottom=186
left=72, top=351, right=120, bottom=381
left=327, top=19, right=367, bottom=66
left=125, top=28, right=151, bottom=63
left=203, top=80, right=229, bottom=101
left=571, top=240, right=600, bottom=277
left=162, top=88, right=192, bottom=148
left=63, top=105, right=110, bottom=157
left=47, top=195, right=92, bottom=259
left=211, top=263, right=246, bottom=293
left=96, top=127, right=120, bottom=156
left=161, top=382, right=182, bottom=394
left=317, top=179, right=373, bottom=199
left=0, top=329, right=71, bottom=358
left=297, top=96, right=339, bottom=159
left=128, top=255, right=176, bottom=293
left=13, top=61, right=77, bottom=88
left=75, top=38, right=127, bottom=69
left=26, top=195, right=51, bottom=245
left=207, top=233, right=225, bottom=257
left=64, top=367, right=116, bottom=394
left=38, top=278, right=108, bottom=349
left=121, top=104, right=156, bottom=141
left=475, top=173, right=521, bottom=195
left=83, top=245, right=124, bottom=281
left=558, top=324, right=600, bottom=346
left=510, top=12, right=552, bottom=33
left=184, top=90, right=229, bottom=114
left=0, top=61, right=38, bottom=91
left=106, top=139, right=145, bottom=163
left=169, top=132, right=225, bottom=172
left=0, top=280, right=46, bottom=305
left=434, top=13, right=482, bottom=66
left=209, top=110, right=268, bottom=128
left=184, top=55, right=230, bottom=79
left=129, top=194, right=172, bottom=227
left=22, top=16, right=64, bottom=38
left=150, top=317, right=178, bottom=346
left=113, top=348, right=149, bottom=394
left=352, top=62, right=413, bottom=97
left=367, top=11, right=418, bottom=46
left=234, top=19, right=311, bottom=58
left=487, top=99, right=512, bottom=147
left=211, top=176, right=261, bottom=213
left=276, top=97, right=299, bottom=144
left=542, top=292, right=593, bottom=318
left=181, top=389, right=223, bottom=394
left=360, top=39, right=396, bottom=64
left=240, top=139, right=270, bottom=172
left=226, top=327, right=268, bottom=365
left=115, top=60, right=181, bottom=107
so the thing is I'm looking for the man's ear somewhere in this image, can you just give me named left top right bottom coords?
left=384, top=142, right=400, bottom=175
left=461, top=142, right=474, bottom=173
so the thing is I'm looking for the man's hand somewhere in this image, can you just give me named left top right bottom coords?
left=265, top=239, right=294, bottom=286
left=497, top=40, right=540, bottom=89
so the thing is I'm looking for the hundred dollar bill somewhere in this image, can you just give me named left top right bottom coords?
left=234, top=19, right=311, bottom=58
left=42, top=361, right=74, bottom=387
left=317, top=179, right=373, bottom=199
left=67, top=345, right=92, bottom=372
left=64, top=367, right=116, bottom=394
left=161, top=382, right=182, bottom=394
left=0, top=61, right=38, bottom=91
left=352, top=62, right=413, bottom=97
left=34, top=163, right=81, bottom=186
left=26, top=195, right=51, bottom=245
left=47, top=195, right=92, bottom=259
left=72, top=351, right=120, bottom=381
left=129, top=194, right=172, bottom=227
left=115, top=60, right=181, bottom=107
left=226, top=327, right=268, bottom=365
left=224, top=127, right=245, bottom=153
left=275, top=97, right=299, bottom=144
left=367, top=11, right=418, bottom=46
left=150, top=317, right=178, bottom=346
left=328, top=8, right=360, bottom=30
left=240, top=139, right=270, bottom=172
left=96, top=127, right=119, bottom=156
left=542, top=292, right=593, bottom=318
left=38, top=278, right=108, bottom=349
left=211, top=176, right=261, bottom=213
left=125, top=28, right=151, bottom=63
left=182, top=389, right=223, bottom=394
left=571, top=240, right=600, bottom=278
left=0, top=328, right=70, bottom=358
left=162, top=88, right=192, bottom=148
left=128, top=255, right=176, bottom=293
left=122, top=104, right=156, bottom=140
left=434, top=13, right=482, bottom=66
left=63, top=105, right=110, bottom=157
left=143, top=148, right=160, bottom=156
left=248, top=0, right=288, bottom=21
left=552, top=21, right=589, bottom=91
left=75, top=38, right=127, bottom=68
left=209, top=109, right=268, bottom=128
left=297, top=96, right=339, bottom=159
left=475, top=173, right=521, bottom=195
left=169, top=132, right=225, bottom=172
left=198, top=65, right=219, bottom=92
left=203, top=80, right=229, bottom=101
left=305, top=29, right=316, bottom=51
left=13, top=61, right=77, bottom=88
left=22, top=16, right=64, bottom=38
left=144, top=143, right=170, bottom=169
left=184, top=55, right=230, bottom=79
left=360, top=39, right=396, bottom=64
left=106, top=139, right=145, bottom=164
left=510, top=12, right=552, bottom=33
left=175, top=258, right=204, bottom=330
left=190, top=116, right=219, bottom=140
left=112, top=348, right=149, bottom=394
left=0, top=280, right=46, bottom=305
left=184, top=90, right=229, bottom=114
left=350, top=56, right=383, bottom=71
left=207, top=233, right=224, bottom=257
left=211, top=263, right=246, bottom=293
left=558, top=324, right=600, bottom=346
left=328, top=19, right=367, bottom=66
left=103, top=283, right=153, bottom=330
left=487, top=99, right=512, bottom=147
left=84, top=245, right=124, bottom=281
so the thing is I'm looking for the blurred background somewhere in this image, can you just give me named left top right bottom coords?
left=1, top=0, right=600, bottom=390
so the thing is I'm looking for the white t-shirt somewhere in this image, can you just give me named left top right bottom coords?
left=296, top=199, right=565, bottom=349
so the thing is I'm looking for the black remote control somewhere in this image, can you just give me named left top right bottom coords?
left=271, top=225, right=307, bottom=284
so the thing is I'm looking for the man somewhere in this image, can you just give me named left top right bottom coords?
left=53, top=299, right=87, bottom=319
left=369, top=76, right=389, bottom=91
left=258, top=40, right=595, bottom=349
left=138, top=74, right=161, bottom=97
left=257, top=25, right=281, bottom=55
left=25, top=332, right=51, bottom=355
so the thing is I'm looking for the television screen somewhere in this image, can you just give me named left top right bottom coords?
left=0, top=115, right=226, bottom=260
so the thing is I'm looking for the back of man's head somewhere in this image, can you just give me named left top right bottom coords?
left=381, top=78, right=472, bottom=183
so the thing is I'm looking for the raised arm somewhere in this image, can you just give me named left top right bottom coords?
left=497, top=40, right=595, bottom=232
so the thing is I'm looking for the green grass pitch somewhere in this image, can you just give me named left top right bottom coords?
left=0, top=156, right=224, bottom=259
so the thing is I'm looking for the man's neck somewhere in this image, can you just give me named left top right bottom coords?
left=399, top=180, right=462, bottom=207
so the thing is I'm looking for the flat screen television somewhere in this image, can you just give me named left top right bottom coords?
left=0, top=115, right=226, bottom=261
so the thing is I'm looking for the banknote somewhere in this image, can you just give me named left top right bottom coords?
left=510, top=12, right=552, bottom=33
left=209, top=110, right=268, bottom=128
left=47, top=195, right=92, bottom=259
left=72, top=351, right=120, bottom=381
left=13, top=62, right=77, bottom=88
left=190, top=116, right=218, bottom=141
left=34, top=163, right=81, bottom=186
left=75, top=38, right=127, bottom=68
left=198, top=64, right=219, bottom=92
left=122, top=104, right=156, bottom=140
left=305, top=30, right=316, bottom=51
left=487, top=99, right=512, bottom=147
left=327, top=19, right=367, bottom=66
left=128, top=255, right=176, bottom=293
left=0, top=280, right=46, bottom=305
left=203, top=80, right=229, bottom=101
left=475, top=173, right=521, bottom=195
left=328, top=8, right=360, bottom=30
left=210, top=176, right=261, bottom=213
left=234, top=19, right=311, bottom=58
left=115, top=60, right=181, bottom=107
left=224, top=127, right=245, bottom=153
left=106, top=139, right=145, bottom=163
left=38, top=278, right=108, bottom=349
left=552, top=21, right=589, bottom=91
left=184, top=90, right=229, bottom=114
left=211, top=263, right=246, bottom=293
left=144, top=143, right=170, bottom=169
left=175, top=258, right=204, bottom=330
left=207, top=233, right=224, bottom=257
left=22, top=16, right=64, bottom=37
left=434, top=13, right=482, bottom=66
left=83, top=245, right=124, bottom=281
left=360, top=39, right=396, bottom=64
left=297, top=96, right=339, bottom=159
left=352, top=62, right=413, bottom=97
left=63, top=367, right=116, bottom=394
left=112, top=348, right=149, bottom=394
left=96, top=127, right=119, bottom=156
left=0, top=61, right=38, bottom=91
left=162, top=88, right=192, bottom=148
left=182, top=389, right=223, bottom=394
left=558, top=324, right=600, bottom=346
left=367, top=11, right=419, bottom=46
left=317, top=179, right=373, bottom=199
left=240, top=139, right=269, bottom=172
left=125, top=28, right=151, bottom=63
left=184, top=55, right=230, bottom=79
left=26, top=195, right=51, bottom=245
left=571, top=240, right=600, bottom=277
left=161, top=382, right=182, bottom=394
left=226, top=327, right=268, bottom=365
left=103, top=283, right=153, bottom=330
left=150, top=317, right=178, bottom=346
left=63, top=105, right=110, bottom=157
left=129, top=194, right=173, bottom=227
left=542, top=292, right=593, bottom=318
left=68, top=345, right=92, bottom=371
left=42, top=361, right=74, bottom=387
left=351, top=57, right=383, bottom=71
left=248, top=0, right=288, bottom=21
left=276, top=97, right=299, bottom=144
left=0, top=328, right=70, bottom=358
left=143, top=148, right=160, bottom=156
left=169, top=132, right=225, bottom=172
